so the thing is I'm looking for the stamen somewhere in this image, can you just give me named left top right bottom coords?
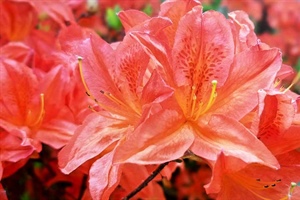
left=204, top=80, right=218, bottom=112
left=31, top=93, right=45, bottom=127
left=78, top=56, right=141, bottom=117
left=78, top=57, right=116, bottom=112
left=194, top=80, right=218, bottom=119
left=78, top=57, right=95, bottom=101
left=100, top=90, right=127, bottom=107
left=284, top=71, right=300, bottom=93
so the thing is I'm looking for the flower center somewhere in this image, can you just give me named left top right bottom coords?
left=188, top=80, right=218, bottom=121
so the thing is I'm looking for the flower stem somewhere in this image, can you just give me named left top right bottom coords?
left=122, top=162, right=169, bottom=200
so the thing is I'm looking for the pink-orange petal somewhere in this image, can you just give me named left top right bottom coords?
left=113, top=107, right=193, bottom=164
left=58, top=113, right=129, bottom=174
left=228, top=10, right=257, bottom=53
left=191, top=114, right=279, bottom=168
left=89, top=152, right=122, bottom=200
left=141, top=70, right=174, bottom=105
left=172, top=7, right=234, bottom=88
left=257, top=91, right=295, bottom=144
left=118, top=10, right=150, bottom=32
left=211, top=47, right=282, bottom=120
left=130, top=31, right=174, bottom=84
left=159, top=0, right=201, bottom=46
left=0, top=42, right=33, bottom=64
left=0, top=58, right=38, bottom=125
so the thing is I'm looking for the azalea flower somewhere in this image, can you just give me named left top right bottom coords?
left=206, top=151, right=300, bottom=200
left=0, top=41, right=88, bottom=178
left=205, top=76, right=300, bottom=199
left=113, top=0, right=281, bottom=168
left=57, top=16, right=177, bottom=198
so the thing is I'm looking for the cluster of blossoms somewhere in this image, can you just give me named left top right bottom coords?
left=1, top=0, right=300, bottom=199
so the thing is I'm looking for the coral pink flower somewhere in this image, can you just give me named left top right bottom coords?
left=113, top=1, right=281, bottom=167
left=206, top=151, right=300, bottom=199
left=0, top=43, right=84, bottom=177
left=57, top=19, right=177, bottom=198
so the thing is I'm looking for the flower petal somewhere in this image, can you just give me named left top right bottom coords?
left=58, top=113, right=130, bottom=173
left=211, top=47, right=282, bottom=120
left=118, top=10, right=150, bottom=32
left=89, top=152, right=122, bottom=200
left=172, top=7, right=234, bottom=88
left=159, top=0, right=201, bottom=46
left=113, top=108, right=193, bottom=164
left=191, top=114, right=279, bottom=168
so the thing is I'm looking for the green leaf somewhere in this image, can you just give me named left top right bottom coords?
left=143, top=4, right=153, bottom=16
left=105, top=5, right=122, bottom=30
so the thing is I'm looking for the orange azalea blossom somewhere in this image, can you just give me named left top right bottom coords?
left=112, top=0, right=280, bottom=167
left=57, top=17, right=180, bottom=198
left=0, top=42, right=86, bottom=178
left=206, top=77, right=300, bottom=199
left=206, top=151, right=300, bottom=199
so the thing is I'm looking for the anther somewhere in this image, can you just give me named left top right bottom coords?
left=264, top=185, right=269, bottom=188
